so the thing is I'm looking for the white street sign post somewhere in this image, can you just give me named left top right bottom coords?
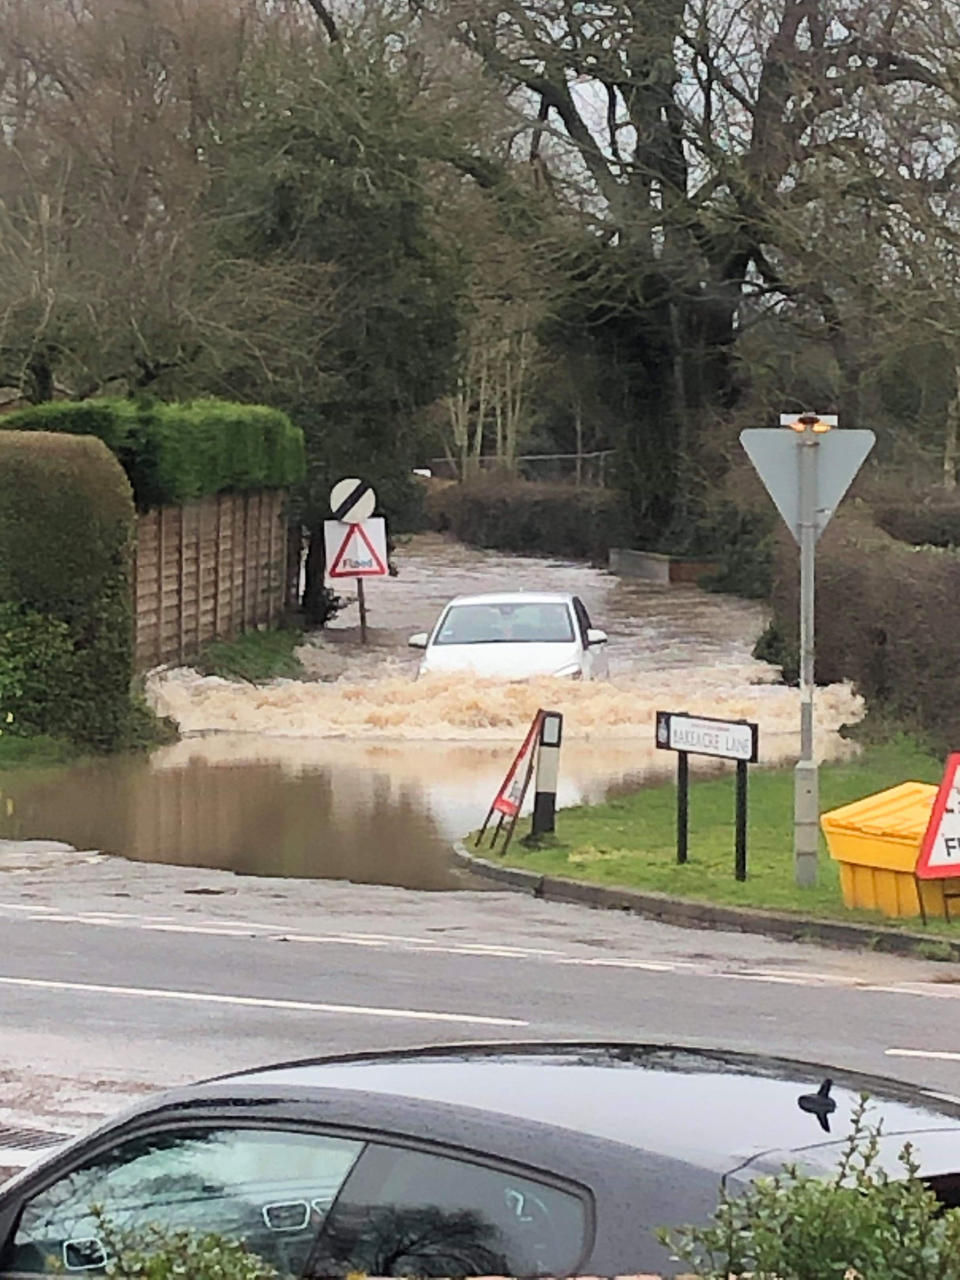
left=325, top=480, right=387, bottom=643
left=741, top=415, right=875, bottom=887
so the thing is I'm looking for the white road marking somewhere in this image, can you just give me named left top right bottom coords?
left=2, top=902, right=960, bottom=1002
left=0, top=975, right=527, bottom=1027
left=886, top=1048, right=960, bottom=1061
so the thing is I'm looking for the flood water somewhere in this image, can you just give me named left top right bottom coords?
left=0, top=535, right=863, bottom=889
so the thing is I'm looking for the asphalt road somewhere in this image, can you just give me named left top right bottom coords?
left=1, top=840, right=960, bottom=1177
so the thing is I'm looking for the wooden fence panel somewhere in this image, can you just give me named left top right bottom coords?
left=133, top=489, right=289, bottom=668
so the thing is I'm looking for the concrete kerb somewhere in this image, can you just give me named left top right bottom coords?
left=452, top=843, right=960, bottom=962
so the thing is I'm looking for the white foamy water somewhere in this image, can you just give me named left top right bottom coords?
left=146, top=531, right=863, bottom=758
left=147, top=665, right=862, bottom=757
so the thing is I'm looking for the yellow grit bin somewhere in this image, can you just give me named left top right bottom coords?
left=820, top=781, right=950, bottom=920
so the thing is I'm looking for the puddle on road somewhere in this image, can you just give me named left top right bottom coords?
left=0, top=535, right=864, bottom=890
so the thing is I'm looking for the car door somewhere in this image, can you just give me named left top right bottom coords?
left=0, top=1122, right=364, bottom=1278
left=572, top=597, right=606, bottom=678
left=304, top=1136, right=593, bottom=1277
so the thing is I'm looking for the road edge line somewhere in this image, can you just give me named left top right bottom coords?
left=452, top=843, right=960, bottom=963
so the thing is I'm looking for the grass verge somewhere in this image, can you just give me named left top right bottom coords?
left=488, top=736, right=960, bottom=938
left=0, top=734, right=80, bottom=770
left=191, top=626, right=305, bottom=683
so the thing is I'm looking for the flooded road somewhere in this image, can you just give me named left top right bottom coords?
left=0, top=535, right=862, bottom=888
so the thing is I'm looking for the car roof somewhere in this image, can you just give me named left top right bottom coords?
left=215, top=1041, right=960, bottom=1174
left=444, top=592, right=575, bottom=607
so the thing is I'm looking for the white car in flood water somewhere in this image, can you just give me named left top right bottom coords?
left=408, top=592, right=609, bottom=680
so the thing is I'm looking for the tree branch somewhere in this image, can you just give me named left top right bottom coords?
left=301, top=0, right=340, bottom=43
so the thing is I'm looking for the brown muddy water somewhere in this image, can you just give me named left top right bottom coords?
left=0, top=535, right=862, bottom=890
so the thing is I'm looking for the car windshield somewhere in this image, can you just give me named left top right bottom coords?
left=435, top=602, right=575, bottom=645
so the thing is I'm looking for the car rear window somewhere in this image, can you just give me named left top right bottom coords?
left=306, top=1141, right=589, bottom=1276
left=435, top=603, right=575, bottom=645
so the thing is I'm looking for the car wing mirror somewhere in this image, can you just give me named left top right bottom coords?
left=63, top=1236, right=108, bottom=1271
left=408, top=632, right=428, bottom=649
left=262, top=1200, right=311, bottom=1232
left=586, top=628, right=608, bottom=646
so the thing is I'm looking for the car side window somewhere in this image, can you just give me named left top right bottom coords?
left=305, top=1141, right=588, bottom=1277
left=572, top=597, right=592, bottom=644
left=2, top=1126, right=363, bottom=1277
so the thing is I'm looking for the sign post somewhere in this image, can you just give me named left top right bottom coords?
left=656, top=711, right=759, bottom=881
left=741, top=415, right=875, bottom=886
left=325, top=479, right=388, bottom=644
left=530, top=711, right=563, bottom=840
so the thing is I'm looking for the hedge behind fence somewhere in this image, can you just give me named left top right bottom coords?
left=2, top=398, right=306, bottom=510
left=426, top=479, right=633, bottom=564
left=0, top=432, right=136, bottom=750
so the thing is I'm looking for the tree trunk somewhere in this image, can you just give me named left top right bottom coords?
left=574, top=401, right=583, bottom=487
left=944, top=362, right=960, bottom=491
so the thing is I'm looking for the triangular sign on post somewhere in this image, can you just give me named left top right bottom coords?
left=917, top=753, right=960, bottom=880
left=740, top=429, right=876, bottom=543
left=327, top=519, right=388, bottom=578
left=493, top=711, right=543, bottom=818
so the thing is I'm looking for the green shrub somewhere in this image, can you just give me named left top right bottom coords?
left=50, top=1213, right=283, bottom=1279
left=425, top=478, right=633, bottom=563
left=666, top=1100, right=960, bottom=1279
left=768, top=512, right=960, bottom=751
left=0, top=432, right=137, bottom=751
left=193, top=627, right=306, bottom=683
left=3, top=398, right=306, bottom=511
left=695, top=502, right=777, bottom=600
left=873, top=493, right=960, bottom=547
left=0, top=604, right=76, bottom=737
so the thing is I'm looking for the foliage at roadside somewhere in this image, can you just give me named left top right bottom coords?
left=0, top=432, right=140, bottom=752
left=2, top=400, right=305, bottom=511
left=192, top=628, right=307, bottom=684
left=769, top=508, right=960, bottom=754
left=666, top=1101, right=960, bottom=1279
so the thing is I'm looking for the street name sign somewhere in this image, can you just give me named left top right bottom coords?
left=656, top=711, right=759, bottom=763
left=740, top=428, right=875, bottom=542
left=656, top=710, right=759, bottom=880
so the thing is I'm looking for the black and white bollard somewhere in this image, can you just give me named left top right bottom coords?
left=531, top=710, right=563, bottom=838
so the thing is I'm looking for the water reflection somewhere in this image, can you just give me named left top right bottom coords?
left=0, top=730, right=858, bottom=890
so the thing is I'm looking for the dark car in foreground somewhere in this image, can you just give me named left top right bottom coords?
left=2, top=1042, right=960, bottom=1277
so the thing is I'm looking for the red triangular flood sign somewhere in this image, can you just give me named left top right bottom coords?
left=917, top=752, right=960, bottom=879
left=329, top=522, right=388, bottom=578
left=493, top=711, right=543, bottom=818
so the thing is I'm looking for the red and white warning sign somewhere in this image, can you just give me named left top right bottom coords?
left=917, top=752, right=960, bottom=879
left=492, top=711, right=543, bottom=818
left=324, top=517, right=388, bottom=580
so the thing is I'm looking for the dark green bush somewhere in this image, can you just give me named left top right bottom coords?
left=425, top=478, right=633, bottom=563
left=695, top=502, right=777, bottom=600
left=0, top=432, right=138, bottom=750
left=769, top=512, right=960, bottom=751
left=3, top=398, right=306, bottom=511
left=874, top=496, right=960, bottom=547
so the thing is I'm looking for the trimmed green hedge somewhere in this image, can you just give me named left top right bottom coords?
left=2, top=399, right=306, bottom=510
left=0, top=432, right=137, bottom=750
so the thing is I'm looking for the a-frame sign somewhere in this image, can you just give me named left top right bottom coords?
left=917, top=752, right=960, bottom=879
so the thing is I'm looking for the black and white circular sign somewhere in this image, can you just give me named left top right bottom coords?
left=330, top=478, right=376, bottom=523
